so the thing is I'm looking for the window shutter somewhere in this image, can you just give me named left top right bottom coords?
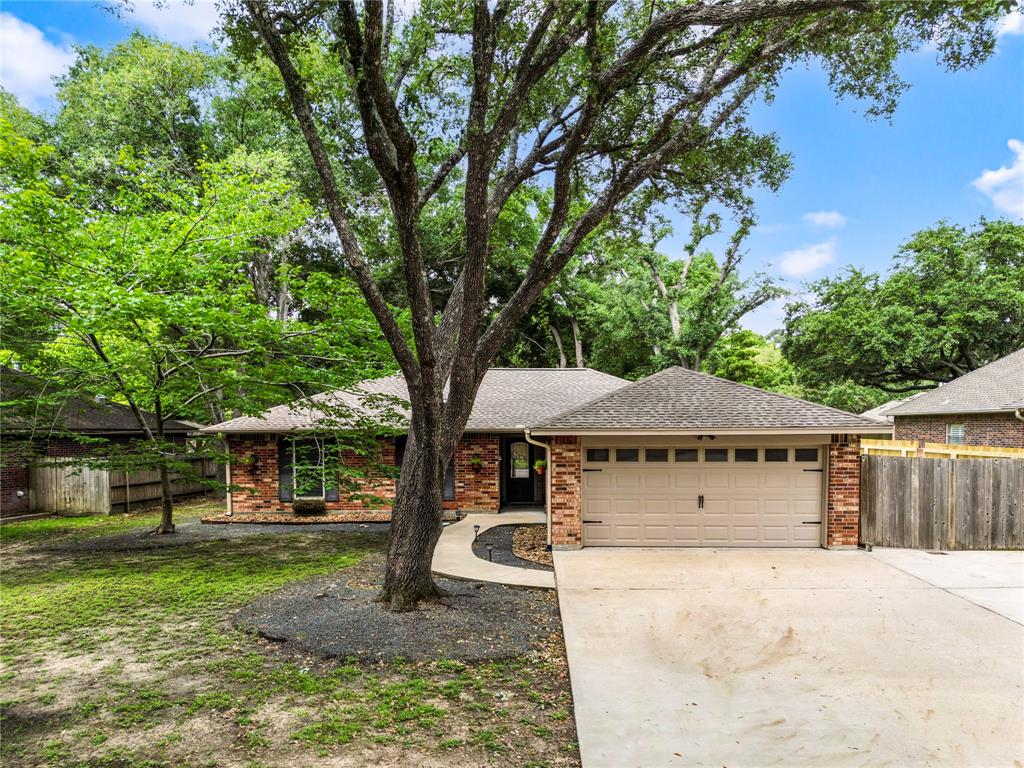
left=443, top=460, right=455, bottom=501
left=278, top=439, right=293, bottom=501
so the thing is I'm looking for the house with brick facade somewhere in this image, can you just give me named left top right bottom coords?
left=0, top=367, right=196, bottom=517
left=204, top=366, right=885, bottom=549
left=887, top=348, right=1024, bottom=449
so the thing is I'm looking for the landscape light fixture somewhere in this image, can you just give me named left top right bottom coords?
left=473, top=524, right=480, bottom=541
left=486, top=544, right=494, bottom=562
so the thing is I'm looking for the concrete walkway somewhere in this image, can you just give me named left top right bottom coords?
left=431, top=512, right=555, bottom=589
left=555, top=548, right=1024, bottom=768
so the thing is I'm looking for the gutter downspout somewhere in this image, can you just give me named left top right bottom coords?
left=1016, top=409, right=1024, bottom=423
left=521, top=426, right=552, bottom=548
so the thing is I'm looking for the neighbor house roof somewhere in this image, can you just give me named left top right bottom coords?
left=532, top=366, right=885, bottom=433
left=885, top=348, right=1024, bottom=417
left=202, top=368, right=630, bottom=434
left=860, top=393, right=926, bottom=425
left=0, top=366, right=197, bottom=435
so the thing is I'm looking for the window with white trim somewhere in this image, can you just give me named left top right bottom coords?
left=279, top=438, right=339, bottom=501
left=946, top=423, right=965, bottom=445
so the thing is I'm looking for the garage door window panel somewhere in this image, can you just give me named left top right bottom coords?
left=645, top=448, right=669, bottom=462
left=765, top=448, right=789, bottom=462
left=675, top=448, right=698, bottom=462
left=795, top=448, right=819, bottom=462
left=704, top=448, right=728, bottom=462
left=586, top=448, right=610, bottom=462
left=616, top=448, right=639, bottom=462
left=734, top=448, right=759, bottom=462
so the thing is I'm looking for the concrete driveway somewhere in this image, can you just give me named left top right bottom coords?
left=554, top=549, right=1024, bottom=768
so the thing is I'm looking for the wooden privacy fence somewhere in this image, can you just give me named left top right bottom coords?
left=860, top=455, right=1024, bottom=550
left=29, top=457, right=218, bottom=516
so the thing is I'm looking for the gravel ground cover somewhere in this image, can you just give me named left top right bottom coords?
left=471, top=524, right=553, bottom=572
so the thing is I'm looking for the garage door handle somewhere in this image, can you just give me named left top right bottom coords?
left=698, top=494, right=704, bottom=509
left=583, top=468, right=603, bottom=472
left=582, top=520, right=603, bottom=524
left=801, top=521, right=822, bottom=525
left=802, top=468, right=823, bottom=472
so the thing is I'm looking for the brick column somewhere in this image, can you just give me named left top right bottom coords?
left=550, top=436, right=582, bottom=549
left=826, top=434, right=861, bottom=547
left=448, top=433, right=501, bottom=512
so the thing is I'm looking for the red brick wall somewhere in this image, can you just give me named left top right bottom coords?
left=894, top=413, right=1024, bottom=448
left=826, top=434, right=861, bottom=547
left=0, top=439, right=32, bottom=516
left=446, top=433, right=501, bottom=512
left=227, top=433, right=502, bottom=515
left=549, top=436, right=582, bottom=548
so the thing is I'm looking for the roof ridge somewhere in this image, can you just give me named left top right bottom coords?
left=537, top=365, right=881, bottom=430
left=530, top=366, right=674, bottom=427
left=669, top=366, right=878, bottom=423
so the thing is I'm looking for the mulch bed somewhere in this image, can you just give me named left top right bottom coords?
left=513, top=525, right=554, bottom=567
left=234, top=553, right=562, bottom=662
left=472, top=524, right=553, bottom=572
left=203, top=511, right=391, bottom=524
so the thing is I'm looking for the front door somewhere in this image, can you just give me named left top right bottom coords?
left=505, top=439, right=535, bottom=503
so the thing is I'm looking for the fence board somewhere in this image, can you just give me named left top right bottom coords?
left=860, top=456, right=1024, bottom=550
left=30, top=457, right=217, bottom=516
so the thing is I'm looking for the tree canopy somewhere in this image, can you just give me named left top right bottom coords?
left=782, top=218, right=1024, bottom=394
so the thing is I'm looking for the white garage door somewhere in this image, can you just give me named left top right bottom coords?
left=582, top=446, right=823, bottom=547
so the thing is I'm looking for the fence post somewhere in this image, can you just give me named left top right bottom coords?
left=946, top=459, right=956, bottom=550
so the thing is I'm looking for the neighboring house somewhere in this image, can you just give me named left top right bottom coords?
left=0, top=367, right=197, bottom=516
left=886, top=349, right=1024, bottom=448
left=204, top=366, right=885, bottom=549
left=860, top=393, right=927, bottom=434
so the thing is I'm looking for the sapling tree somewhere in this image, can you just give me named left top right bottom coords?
left=0, top=122, right=392, bottom=532
left=223, top=0, right=1009, bottom=609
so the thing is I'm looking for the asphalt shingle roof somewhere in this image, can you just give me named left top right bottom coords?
left=1, top=367, right=196, bottom=434
left=886, top=348, right=1024, bottom=417
left=202, top=368, right=630, bottom=434
left=534, top=366, right=883, bottom=432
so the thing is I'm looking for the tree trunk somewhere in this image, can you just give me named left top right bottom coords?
left=156, top=463, right=175, bottom=534
left=379, top=434, right=446, bottom=611
left=549, top=324, right=567, bottom=368
left=570, top=317, right=584, bottom=368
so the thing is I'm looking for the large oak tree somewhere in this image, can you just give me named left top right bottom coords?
left=225, top=0, right=1009, bottom=609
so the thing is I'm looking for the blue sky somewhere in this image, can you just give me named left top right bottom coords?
left=2, top=2, right=1022, bottom=334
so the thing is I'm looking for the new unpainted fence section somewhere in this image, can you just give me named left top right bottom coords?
left=29, top=457, right=218, bottom=516
left=862, top=438, right=1024, bottom=460
left=860, top=455, right=1024, bottom=550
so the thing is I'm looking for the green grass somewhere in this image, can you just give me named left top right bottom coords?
left=0, top=503, right=214, bottom=545
left=1, top=534, right=378, bottom=648
left=0, top=501, right=579, bottom=767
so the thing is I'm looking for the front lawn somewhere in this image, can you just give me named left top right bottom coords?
left=0, top=502, right=579, bottom=767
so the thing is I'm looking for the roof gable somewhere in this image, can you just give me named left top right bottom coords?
left=535, top=366, right=882, bottom=432
left=886, top=348, right=1024, bottom=417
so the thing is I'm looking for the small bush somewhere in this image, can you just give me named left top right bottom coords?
left=293, top=499, right=326, bottom=516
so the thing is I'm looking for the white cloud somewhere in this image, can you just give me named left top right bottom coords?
left=122, top=1, right=220, bottom=46
left=972, top=139, right=1024, bottom=220
left=779, top=239, right=836, bottom=277
left=0, top=13, right=75, bottom=110
left=802, top=210, right=846, bottom=228
left=997, top=10, right=1023, bottom=37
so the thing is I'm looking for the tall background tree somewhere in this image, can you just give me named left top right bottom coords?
left=219, top=0, right=1008, bottom=609
left=782, top=218, right=1024, bottom=398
